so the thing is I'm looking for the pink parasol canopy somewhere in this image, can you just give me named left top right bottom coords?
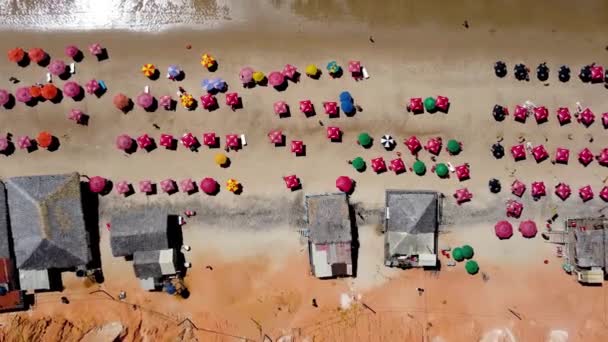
left=404, top=136, right=422, bottom=154
left=597, top=148, right=608, bottom=166
left=348, top=60, right=361, bottom=74
left=555, top=182, right=571, bottom=201
left=159, top=95, right=172, bottom=109
left=579, top=185, right=594, bottom=202
left=407, top=97, right=423, bottom=113
left=506, top=200, right=523, bottom=218
left=495, top=221, right=513, bottom=239
left=85, top=79, right=100, bottom=94
left=137, top=92, right=154, bottom=109
left=88, top=176, right=107, bottom=193
left=0, top=89, right=10, bottom=106
left=336, top=176, right=353, bottom=193
left=282, top=64, right=298, bottom=79
left=274, top=101, right=288, bottom=115
left=226, top=134, right=239, bottom=149
left=578, top=147, right=594, bottom=166
left=201, top=94, right=216, bottom=110
left=268, top=129, right=282, bottom=144
left=137, top=134, right=153, bottom=149
left=371, top=157, right=387, bottom=173
left=554, top=147, right=569, bottom=164
left=284, top=175, right=300, bottom=190
left=519, top=220, right=537, bottom=238
left=511, top=180, right=526, bottom=197
left=578, top=108, right=595, bottom=127
left=180, top=178, right=195, bottom=193
left=533, top=106, right=549, bottom=123
left=299, top=100, right=313, bottom=114
left=116, top=134, right=133, bottom=151
left=514, top=105, right=527, bottom=122
left=160, top=179, right=176, bottom=193
left=291, top=140, right=304, bottom=154
left=200, top=177, right=218, bottom=195
left=603, top=112, right=608, bottom=128
left=15, top=87, right=32, bottom=103
left=225, top=92, right=239, bottom=107
left=17, top=136, right=31, bottom=149
left=65, top=45, right=80, bottom=58
left=434, top=96, right=449, bottom=112
left=68, top=109, right=83, bottom=122
left=511, top=144, right=526, bottom=161
left=389, top=158, right=406, bottom=174
left=424, top=137, right=442, bottom=155
left=324, top=101, right=338, bottom=116
left=88, top=43, right=103, bottom=56
left=455, top=164, right=470, bottom=181
left=160, top=133, right=173, bottom=148
left=556, top=107, right=571, bottom=125
left=326, top=126, right=341, bottom=140
left=181, top=132, right=197, bottom=149
left=454, top=188, right=473, bottom=205
left=239, top=67, right=254, bottom=83
left=203, top=132, right=216, bottom=147
left=531, top=181, right=546, bottom=198
left=268, top=71, right=285, bottom=87
left=116, top=181, right=131, bottom=195
left=591, top=65, right=604, bottom=81
left=139, top=180, right=153, bottom=193
left=0, top=138, right=8, bottom=152
left=63, top=81, right=81, bottom=98
left=531, top=145, right=549, bottom=163
left=48, top=60, right=66, bottom=76
left=600, top=186, right=608, bottom=202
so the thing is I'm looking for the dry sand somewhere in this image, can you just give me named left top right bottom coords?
left=1, top=6, right=608, bottom=341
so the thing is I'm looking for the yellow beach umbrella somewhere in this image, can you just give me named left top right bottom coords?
left=226, top=178, right=239, bottom=192
left=214, top=153, right=228, bottom=166
left=252, top=71, right=265, bottom=83
left=141, top=63, right=156, bottom=77
left=201, top=53, right=215, bottom=69
left=305, top=64, right=318, bottom=77
left=180, top=94, right=194, bottom=108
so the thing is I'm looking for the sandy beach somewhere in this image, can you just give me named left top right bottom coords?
left=1, top=1, right=608, bottom=341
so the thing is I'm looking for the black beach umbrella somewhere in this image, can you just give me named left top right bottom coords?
left=604, top=69, right=608, bottom=83
left=514, top=63, right=529, bottom=81
left=494, top=61, right=507, bottom=78
left=579, top=65, right=591, bottom=82
left=536, top=62, right=549, bottom=81
left=492, top=104, right=506, bottom=121
left=489, top=178, right=502, bottom=193
left=491, top=143, right=504, bottom=159
left=558, top=65, right=570, bottom=82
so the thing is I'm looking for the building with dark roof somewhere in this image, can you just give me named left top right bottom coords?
left=110, top=206, right=170, bottom=257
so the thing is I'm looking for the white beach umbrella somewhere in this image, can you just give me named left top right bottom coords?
left=381, top=135, right=395, bottom=149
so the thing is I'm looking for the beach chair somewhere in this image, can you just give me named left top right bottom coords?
left=575, top=102, right=583, bottom=114
left=144, top=85, right=150, bottom=94
left=446, top=162, right=455, bottom=172
left=46, top=73, right=52, bottom=83
left=362, top=67, right=370, bottom=79
left=69, top=63, right=75, bottom=74
left=98, top=80, right=107, bottom=90
left=240, top=134, right=247, bottom=146
left=525, top=142, right=533, bottom=152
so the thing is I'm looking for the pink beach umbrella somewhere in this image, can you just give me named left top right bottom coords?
left=454, top=188, right=473, bottom=205
left=556, top=107, right=571, bottom=125
left=137, top=134, right=153, bottom=149
left=531, top=145, right=549, bottom=163
left=506, top=200, right=523, bottom=218
left=116, top=181, right=131, bottom=195
left=519, top=220, right=537, bottom=238
left=65, top=45, right=80, bottom=59
left=181, top=132, right=197, bottom=149
left=139, top=180, right=153, bottom=193
left=511, top=144, right=526, bottom=161
left=15, top=87, right=32, bottom=103
left=226, top=134, right=240, bottom=149
left=0, top=89, right=10, bottom=106
left=435, top=96, right=450, bottom=112
left=600, top=186, right=608, bottom=202
left=48, top=60, right=66, bottom=76
left=533, top=106, right=549, bottom=123
left=268, top=129, right=283, bottom=144
left=291, top=140, right=304, bottom=155
left=159, top=95, right=172, bottom=109
left=160, top=134, right=173, bottom=148
left=268, top=71, right=285, bottom=87
left=323, top=101, right=338, bottom=116
left=578, top=108, right=595, bottom=127
left=89, top=43, right=103, bottom=56
left=299, top=100, right=313, bottom=114
left=578, top=148, right=594, bottom=166
left=85, top=79, right=100, bottom=94
left=88, top=176, right=107, bottom=193
left=348, top=60, right=361, bottom=74
left=200, top=177, right=218, bottom=195
left=389, top=158, right=406, bottom=174
left=0, top=138, right=8, bottom=152
left=494, top=221, right=513, bottom=239
left=326, top=126, right=341, bottom=141
left=68, top=109, right=83, bottom=122
left=531, top=181, right=546, bottom=198
left=284, top=175, right=300, bottom=190
left=179, top=178, right=195, bottom=193
left=511, top=180, right=526, bottom=197
left=201, top=94, right=216, bottom=110
left=407, top=98, right=423, bottom=113
left=579, top=185, right=594, bottom=202
left=597, top=148, right=608, bottom=166
left=371, top=157, right=387, bottom=173
left=116, top=134, right=133, bottom=151
left=225, top=92, right=239, bottom=108
left=513, top=105, right=527, bottom=123
left=63, top=81, right=81, bottom=98
left=239, top=67, right=254, bottom=84
left=160, top=179, right=176, bottom=193
left=137, top=92, right=154, bottom=109
left=602, top=112, right=608, bottom=128
left=336, top=176, right=353, bottom=193
left=17, top=136, right=31, bottom=149
left=554, top=147, right=569, bottom=164
left=274, top=101, right=288, bottom=115
left=555, top=183, right=571, bottom=201
left=203, top=132, right=216, bottom=147
left=455, top=164, right=470, bottom=181
left=282, top=64, right=298, bottom=79
left=404, top=136, right=422, bottom=154
left=591, top=65, right=604, bottom=81
left=424, top=137, right=442, bottom=155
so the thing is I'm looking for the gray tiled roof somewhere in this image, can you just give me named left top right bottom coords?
left=110, top=206, right=169, bottom=257
left=306, top=193, right=352, bottom=244
left=133, top=250, right=162, bottom=279
left=0, top=182, right=10, bottom=259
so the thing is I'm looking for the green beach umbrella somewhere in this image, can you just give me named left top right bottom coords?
left=352, top=157, right=366, bottom=171
left=413, top=160, right=426, bottom=175
left=447, top=139, right=461, bottom=155
left=358, top=133, right=372, bottom=147
left=465, top=260, right=479, bottom=275
left=327, top=61, right=341, bottom=74
left=452, top=247, right=464, bottom=262
left=461, top=245, right=474, bottom=259
left=435, top=163, right=449, bottom=178
left=424, top=97, right=436, bottom=112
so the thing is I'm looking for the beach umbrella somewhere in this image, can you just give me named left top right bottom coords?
left=339, top=91, right=353, bottom=103
left=291, top=140, right=304, bottom=155
left=180, top=179, right=195, bottom=193
left=200, top=53, right=215, bottom=69
left=489, top=178, right=501, bottom=193
left=63, top=81, right=81, bottom=98
left=160, top=179, right=176, bottom=193
left=495, top=221, right=513, bottom=239
left=0, top=138, right=8, bottom=152
left=159, top=133, right=173, bottom=148
left=591, top=64, right=604, bottom=82
left=352, top=157, right=365, bottom=171
left=65, top=45, right=80, bottom=59
left=113, top=93, right=130, bottom=110
left=28, top=48, right=47, bottom=64
left=558, top=65, right=570, bottom=82
left=85, top=79, right=100, bottom=94
left=15, top=87, right=32, bottom=103
left=578, top=147, right=594, bottom=166
left=181, top=132, right=197, bottom=149
left=452, top=247, right=464, bottom=262
left=425, top=137, right=442, bottom=155
left=268, top=71, right=285, bottom=87
left=600, top=186, right=608, bottom=202
left=510, top=144, right=526, bottom=161
left=305, top=64, right=318, bottom=77
left=0, top=89, right=10, bottom=106
left=602, top=112, right=608, bottom=128
left=405, top=136, right=422, bottom=154
left=532, top=145, right=549, bottom=163
left=519, top=220, right=537, bottom=238
left=214, top=153, right=228, bottom=166
left=494, top=61, right=507, bottom=77
left=299, top=100, right=313, bottom=114
left=413, top=160, right=426, bottom=175
left=88, top=176, right=107, bottom=193
left=436, top=95, right=450, bottom=112
left=341, top=100, right=355, bottom=115
left=491, top=143, right=504, bottom=159
left=240, top=67, right=254, bottom=84
left=252, top=71, right=265, bottom=83
left=201, top=94, right=216, bottom=110
left=180, top=94, right=194, bottom=108
left=115, top=134, right=133, bottom=151
left=514, top=63, right=528, bottom=80
left=48, top=60, right=66, bottom=76
left=461, top=245, right=474, bottom=259
left=513, top=105, right=527, bottom=123
left=357, top=132, right=372, bottom=147
left=511, top=180, right=526, bottom=197
left=225, top=92, right=239, bottom=107
left=326, top=126, right=341, bottom=141
left=137, top=93, right=154, bottom=109
left=41, top=84, right=58, bottom=101
left=200, top=178, right=219, bottom=195
left=465, top=260, right=479, bottom=275
left=159, top=95, right=172, bottom=109
left=455, top=164, right=470, bottom=181
left=7, top=48, right=26, bottom=63
left=555, top=183, right=571, bottom=201
left=531, top=181, right=546, bottom=198
left=282, top=64, right=298, bottom=79
left=139, top=180, right=153, bottom=193
left=327, top=61, right=340, bottom=74
left=446, top=139, right=461, bottom=155
left=536, top=62, right=549, bottom=81
left=137, top=134, right=153, bottom=149
left=423, top=97, right=436, bottom=112
left=274, top=101, right=288, bottom=115
left=201, top=78, right=214, bottom=92
left=371, top=157, right=387, bottom=173
left=141, top=64, right=156, bottom=78
left=226, top=179, right=240, bottom=193
left=284, top=175, right=300, bottom=190
left=210, top=78, right=226, bottom=91
left=435, top=163, right=449, bottom=178
left=389, top=158, right=406, bottom=174
left=167, top=65, right=181, bottom=79
left=348, top=60, right=361, bottom=74
left=203, top=132, right=216, bottom=147
left=492, top=104, right=507, bottom=121
left=336, top=176, right=353, bottom=193
left=579, top=185, right=594, bottom=202
left=29, top=85, right=42, bottom=99
left=324, top=102, right=338, bottom=116
left=36, top=131, right=53, bottom=148
left=578, top=108, right=595, bottom=127
left=533, top=106, right=549, bottom=123
left=554, top=147, right=569, bottom=164
left=17, top=136, right=31, bottom=149
left=88, top=43, right=103, bottom=56
left=506, top=200, right=523, bottom=218
left=407, top=97, right=423, bottom=113
left=381, top=135, right=395, bottom=149
left=598, top=148, right=608, bottom=166
left=268, top=129, right=282, bottom=144
left=225, top=134, right=239, bottom=149
left=116, top=181, right=131, bottom=195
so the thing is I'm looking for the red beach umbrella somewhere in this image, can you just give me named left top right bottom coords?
left=63, top=81, right=81, bottom=98
left=556, top=107, right=571, bottom=125
left=7, top=48, right=25, bottom=63
left=41, top=84, right=58, bottom=101
left=139, top=180, right=153, bottom=193
left=531, top=181, right=546, bottom=198
left=519, top=220, right=537, bottom=238
left=181, top=132, right=197, bottom=149
left=602, top=112, right=608, bottom=128
left=578, top=147, right=594, bottom=166
left=531, top=145, right=549, bottom=163
left=85, top=79, right=100, bottom=94
left=180, top=179, right=195, bottom=193
left=407, top=97, right=423, bottom=113
left=291, top=140, right=304, bottom=155
left=29, top=85, right=42, bottom=99
left=348, top=60, right=361, bottom=74
left=579, top=185, right=594, bottom=202
left=17, top=136, right=31, bottom=149
left=404, top=136, right=422, bottom=154
left=600, top=186, right=608, bottom=202
left=555, top=183, right=571, bottom=201
left=268, top=71, right=285, bottom=87
left=159, top=133, right=173, bottom=148
left=203, top=132, right=216, bottom=147
left=15, top=87, right=31, bottom=103
left=28, top=48, right=47, bottom=64
left=495, top=221, right=513, bottom=239
left=282, top=64, right=298, bottom=79
left=533, top=106, right=548, bottom=123
left=454, top=188, right=473, bottom=205
left=116, top=181, right=131, bottom=195
left=225, top=134, right=239, bottom=149
left=201, top=94, right=216, bottom=110
left=554, top=147, right=569, bottom=164
left=326, top=126, right=341, bottom=141
left=48, top=60, right=66, bottom=76
left=137, top=92, right=154, bottom=109
left=506, top=200, right=523, bottom=218
left=268, top=129, right=282, bottom=144
left=424, top=137, right=442, bottom=155
left=578, top=108, right=595, bottom=127
left=591, top=65, right=604, bottom=82
left=455, top=164, right=470, bottom=181
left=597, top=148, right=608, bottom=166
left=435, top=95, right=450, bottom=112
left=511, top=144, right=526, bottom=161
left=371, top=157, right=387, bottom=173
left=225, top=92, right=239, bottom=107
left=113, top=93, right=130, bottom=110
left=137, top=134, right=153, bottom=149
left=284, top=175, right=300, bottom=190
left=389, top=158, right=406, bottom=174
left=65, top=45, right=80, bottom=59
left=323, top=101, right=338, bottom=116
left=88, top=43, right=103, bottom=56
left=160, top=179, right=176, bottom=193
left=159, top=95, right=172, bottom=109
left=200, top=177, right=218, bottom=195
left=88, top=176, right=107, bottom=193
left=336, top=176, right=353, bottom=193
left=274, top=101, right=288, bottom=115
left=0, top=89, right=10, bottom=106
left=513, top=105, right=527, bottom=123
left=511, top=180, right=526, bottom=197
left=115, top=134, right=133, bottom=151
left=299, top=100, right=313, bottom=114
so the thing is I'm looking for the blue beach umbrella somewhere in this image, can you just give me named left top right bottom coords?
left=201, top=78, right=214, bottom=92
left=327, top=61, right=341, bottom=74
left=211, top=78, right=226, bottom=91
left=341, top=100, right=355, bottom=114
left=164, top=283, right=177, bottom=295
left=339, top=91, right=353, bottom=103
left=167, top=65, right=181, bottom=78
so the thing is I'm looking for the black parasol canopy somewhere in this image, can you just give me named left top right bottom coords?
left=536, top=62, right=549, bottom=81
left=558, top=65, right=570, bottom=82
left=579, top=65, right=591, bottom=82
left=492, top=104, right=506, bottom=121
left=514, top=63, right=529, bottom=81
left=494, top=61, right=507, bottom=77
left=489, top=178, right=502, bottom=193
left=491, top=143, right=505, bottom=159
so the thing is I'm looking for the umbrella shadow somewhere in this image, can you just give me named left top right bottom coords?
left=73, top=50, right=84, bottom=63
left=274, top=134, right=286, bottom=147
left=187, top=99, right=198, bottom=111
left=78, top=114, right=90, bottom=126
left=186, top=183, right=199, bottom=195
left=220, top=158, right=231, bottom=168
left=188, top=140, right=201, bottom=152
left=144, top=98, right=158, bottom=112
left=273, top=81, right=288, bottom=92
left=1, top=141, right=15, bottom=157
left=99, top=180, right=114, bottom=196
left=243, top=81, right=256, bottom=89
left=26, top=98, right=39, bottom=107
left=50, top=90, right=64, bottom=104
left=58, top=70, right=72, bottom=81
left=232, top=183, right=243, bottom=195
left=345, top=180, right=357, bottom=195
left=207, top=61, right=218, bottom=72
left=167, top=138, right=178, bottom=151
left=290, top=181, right=302, bottom=192
left=329, top=69, right=343, bottom=79
left=308, top=70, right=322, bottom=80
left=72, top=87, right=85, bottom=102
left=174, top=71, right=185, bottom=81
left=148, top=69, right=161, bottom=81
left=384, top=143, right=396, bottom=151
left=27, top=140, right=38, bottom=153
left=204, top=101, right=219, bottom=112
left=96, top=48, right=109, bottom=62
left=17, top=55, right=30, bottom=67
left=230, top=97, right=243, bottom=111
left=438, top=103, right=450, bottom=114
left=278, top=106, right=291, bottom=118
left=3, top=94, right=16, bottom=109
left=330, top=133, right=343, bottom=143
left=288, top=72, right=301, bottom=83
left=165, top=182, right=179, bottom=196
left=304, top=106, right=316, bottom=118
left=121, top=99, right=134, bottom=114
left=144, top=139, right=157, bottom=152
left=355, top=164, right=366, bottom=172
left=122, top=184, right=135, bottom=197
left=343, top=106, right=358, bottom=117
left=257, top=77, right=268, bottom=87
left=360, top=139, right=373, bottom=149
left=146, top=183, right=158, bottom=196
left=47, top=136, right=61, bottom=152
left=37, top=55, right=50, bottom=67
left=295, top=144, right=306, bottom=157
left=125, top=139, right=138, bottom=154
left=94, top=87, right=107, bottom=98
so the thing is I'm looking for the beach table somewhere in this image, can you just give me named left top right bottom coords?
left=98, top=80, right=107, bottom=90
left=46, top=73, right=52, bottom=83
left=240, top=134, right=247, bottom=146
left=69, top=63, right=76, bottom=74
left=144, top=86, right=150, bottom=94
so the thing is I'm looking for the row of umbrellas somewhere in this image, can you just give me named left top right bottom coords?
left=495, top=220, right=538, bottom=239
left=115, top=132, right=244, bottom=151
left=494, top=61, right=606, bottom=84
left=284, top=175, right=355, bottom=194
left=508, top=144, right=608, bottom=166
left=407, top=96, right=450, bottom=114
left=88, top=176, right=232, bottom=195
left=1, top=79, right=105, bottom=106
left=239, top=61, right=363, bottom=87
left=0, top=131, right=55, bottom=151
left=113, top=91, right=241, bottom=111
left=496, top=104, right=606, bottom=127
left=7, top=44, right=103, bottom=65
left=140, top=64, right=184, bottom=79
left=404, top=136, right=463, bottom=156
left=510, top=180, right=608, bottom=202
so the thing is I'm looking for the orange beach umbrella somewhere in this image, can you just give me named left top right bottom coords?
left=8, top=48, right=25, bottom=63
left=41, top=83, right=58, bottom=100
left=113, top=93, right=130, bottom=110
left=37, top=131, right=53, bottom=148
left=29, top=85, right=42, bottom=98
left=141, top=63, right=156, bottom=77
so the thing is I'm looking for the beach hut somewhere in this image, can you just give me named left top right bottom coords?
left=404, top=136, right=422, bottom=154
left=305, top=64, right=319, bottom=78
left=137, top=93, right=154, bottom=109
left=511, top=144, right=526, bottom=161
left=17, top=136, right=31, bottom=149
left=63, top=81, right=81, bottom=98
left=239, top=67, right=254, bottom=84
left=88, top=43, right=103, bottom=56
left=291, top=140, right=304, bottom=155
left=578, top=148, right=594, bottom=166
left=48, top=60, right=66, bottom=76
left=407, top=97, right=423, bottom=113
left=0, top=89, right=10, bottom=107
left=326, top=126, right=341, bottom=141
left=299, top=100, right=313, bottom=115
left=579, top=185, right=594, bottom=202
left=495, top=221, right=513, bottom=239
left=435, top=96, right=449, bottom=112
left=268, top=71, right=285, bottom=88
left=7, top=48, right=26, bottom=64
left=138, top=180, right=153, bottom=193
left=513, top=105, right=527, bottom=123
left=597, top=148, right=608, bottom=166
left=454, top=188, right=473, bottom=205
left=268, top=129, right=283, bottom=145
left=159, top=134, right=173, bottom=149
left=389, top=158, right=406, bottom=174
left=511, top=180, right=526, bottom=197
left=435, top=163, right=449, bottom=178
left=225, top=93, right=239, bottom=110
left=282, top=64, right=298, bottom=80
left=15, top=87, right=32, bottom=103
left=284, top=175, right=300, bottom=190
left=160, top=179, right=176, bottom=194
left=201, top=94, right=216, bottom=110
left=455, top=164, right=470, bottom=181
left=274, top=101, right=288, bottom=116
left=36, top=131, right=53, bottom=149
left=446, top=139, right=461, bottom=155
left=202, top=132, right=216, bottom=147
left=336, top=176, right=353, bottom=193
left=578, top=108, right=595, bottom=127
left=324, top=102, right=338, bottom=116
left=225, top=134, right=240, bottom=150
left=200, top=53, right=216, bottom=69
left=85, top=79, right=100, bottom=95
left=371, top=157, right=387, bottom=173
left=600, top=186, right=608, bottom=202
left=167, top=65, right=181, bottom=80
left=532, top=145, right=549, bottom=163
left=591, top=64, right=604, bottom=82
left=200, top=178, right=219, bottom=195
left=424, top=137, right=442, bottom=155
left=137, top=134, right=153, bottom=150
left=357, top=132, right=372, bottom=147
left=41, top=84, right=58, bottom=101
left=28, top=48, right=47, bottom=64
left=88, top=176, right=107, bottom=193
left=181, top=133, right=197, bottom=150
left=116, top=181, right=131, bottom=195
left=465, top=260, right=479, bottom=275
left=113, top=93, right=130, bottom=111
left=554, top=147, right=570, bottom=164
left=116, top=134, right=133, bottom=151
left=158, top=95, right=172, bottom=110
left=555, top=183, right=571, bottom=201
left=348, top=60, right=361, bottom=78
left=506, top=200, right=523, bottom=218
left=413, top=160, right=426, bottom=175
left=519, top=220, right=537, bottom=238
left=556, top=107, right=571, bottom=125
left=534, top=106, right=549, bottom=123
left=226, top=179, right=240, bottom=193
left=531, top=181, right=546, bottom=199
left=65, top=45, right=80, bottom=59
